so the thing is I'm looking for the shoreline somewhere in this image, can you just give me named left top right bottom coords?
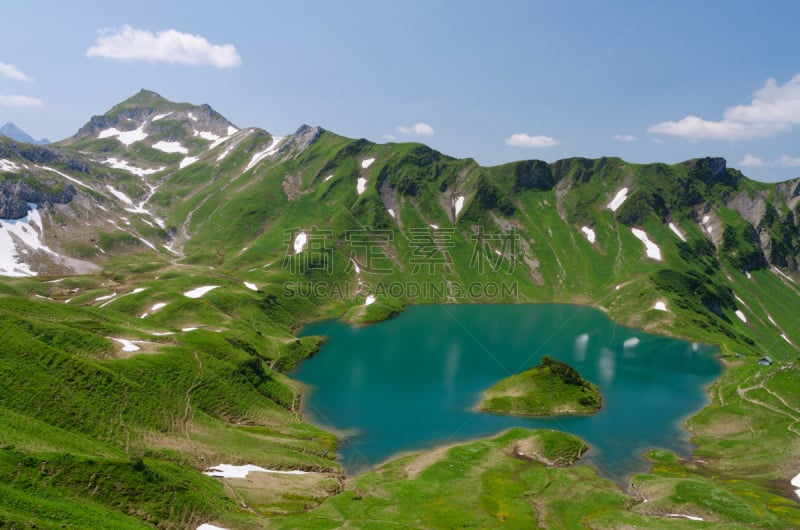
left=292, top=300, right=725, bottom=484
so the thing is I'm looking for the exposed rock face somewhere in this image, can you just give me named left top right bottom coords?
left=726, top=189, right=767, bottom=227
left=282, top=124, right=322, bottom=156
left=514, top=159, right=555, bottom=191
left=0, top=179, right=76, bottom=219
left=0, top=140, right=90, bottom=174
left=686, top=157, right=728, bottom=183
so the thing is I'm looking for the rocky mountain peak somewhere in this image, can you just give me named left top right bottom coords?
left=67, top=89, right=238, bottom=144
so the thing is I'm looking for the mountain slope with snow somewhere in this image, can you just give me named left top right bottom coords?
left=1, top=90, right=800, bottom=528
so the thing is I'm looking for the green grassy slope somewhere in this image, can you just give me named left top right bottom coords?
left=2, top=91, right=800, bottom=527
left=479, top=356, right=602, bottom=416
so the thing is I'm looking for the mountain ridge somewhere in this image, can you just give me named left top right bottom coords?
left=1, top=89, right=800, bottom=528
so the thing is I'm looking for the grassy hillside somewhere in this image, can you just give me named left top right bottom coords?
left=2, top=91, right=800, bottom=527
left=478, top=355, right=602, bottom=416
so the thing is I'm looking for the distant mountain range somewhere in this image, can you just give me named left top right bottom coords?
left=0, top=121, right=49, bottom=144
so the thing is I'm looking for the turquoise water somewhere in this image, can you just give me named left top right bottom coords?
left=295, top=304, right=720, bottom=482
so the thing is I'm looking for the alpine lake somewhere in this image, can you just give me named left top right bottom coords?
left=296, top=304, right=721, bottom=483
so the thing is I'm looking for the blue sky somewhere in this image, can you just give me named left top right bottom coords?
left=1, top=0, right=799, bottom=182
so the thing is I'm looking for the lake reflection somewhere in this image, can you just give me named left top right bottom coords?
left=296, top=304, right=720, bottom=483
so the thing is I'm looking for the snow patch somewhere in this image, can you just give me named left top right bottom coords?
left=294, top=232, right=307, bottom=253
left=666, top=514, right=704, bottom=522
left=188, top=112, right=198, bottom=121
left=216, top=144, right=235, bottom=161
left=387, top=208, right=395, bottom=218
left=182, top=327, right=199, bottom=332
left=245, top=136, right=285, bottom=171
left=580, top=226, right=596, bottom=244
left=356, top=177, right=367, bottom=195
left=745, top=270, right=752, bottom=279
left=782, top=333, right=793, bottom=345
left=768, top=315, right=777, bottom=326
left=151, top=112, right=172, bottom=121
left=653, top=301, right=667, bottom=311
left=365, top=294, right=376, bottom=306
left=94, top=293, right=116, bottom=302
left=454, top=195, right=465, bottom=217
left=735, top=309, right=747, bottom=323
left=701, top=214, right=713, bottom=233
left=196, top=129, right=238, bottom=150
left=98, top=125, right=148, bottom=146
left=40, top=165, right=92, bottom=189
left=203, top=464, right=309, bottom=479
left=792, top=473, right=800, bottom=499
left=227, top=126, right=238, bottom=135
left=105, top=185, right=133, bottom=205
left=0, top=203, right=58, bottom=277
left=111, top=338, right=140, bottom=352
left=607, top=187, right=628, bottom=212
left=772, top=266, right=796, bottom=283
left=140, top=300, right=168, bottom=319
left=180, top=156, right=199, bottom=169
left=0, top=159, right=20, bottom=172
left=430, top=224, right=439, bottom=230
left=244, top=281, right=258, bottom=291
left=630, top=228, right=661, bottom=260
left=668, top=222, right=687, bottom=242
left=197, top=525, right=229, bottom=530
left=324, top=174, right=333, bottom=181
left=361, top=157, right=375, bottom=169
left=183, top=285, right=219, bottom=298
left=194, top=130, right=221, bottom=142
left=152, top=141, right=188, bottom=154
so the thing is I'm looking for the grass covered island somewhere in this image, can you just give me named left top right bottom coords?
left=478, top=356, right=602, bottom=416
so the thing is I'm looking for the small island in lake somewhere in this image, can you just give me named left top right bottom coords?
left=478, top=355, right=602, bottom=416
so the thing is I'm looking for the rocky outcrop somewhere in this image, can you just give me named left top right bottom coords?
left=71, top=90, right=238, bottom=141
left=513, top=159, right=555, bottom=191
left=0, top=139, right=90, bottom=174
left=685, top=157, right=728, bottom=183
left=0, top=178, right=76, bottom=219
left=284, top=124, right=322, bottom=155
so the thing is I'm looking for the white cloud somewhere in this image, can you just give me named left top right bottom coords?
left=0, top=62, right=30, bottom=81
left=396, top=122, right=435, bottom=136
left=383, top=134, right=397, bottom=141
left=739, top=153, right=764, bottom=167
left=0, top=94, right=42, bottom=107
left=649, top=74, right=800, bottom=140
left=86, top=25, right=242, bottom=68
left=739, top=154, right=765, bottom=167
left=612, top=134, right=637, bottom=142
left=776, top=155, right=800, bottom=167
left=506, top=133, right=558, bottom=147
left=725, top=75, right=800, bottom=125
left=738, top=153, right=800, bottom=168
left=650, top=137, right=665, bottom=144
left=648, top=115, right=758, bottom=140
